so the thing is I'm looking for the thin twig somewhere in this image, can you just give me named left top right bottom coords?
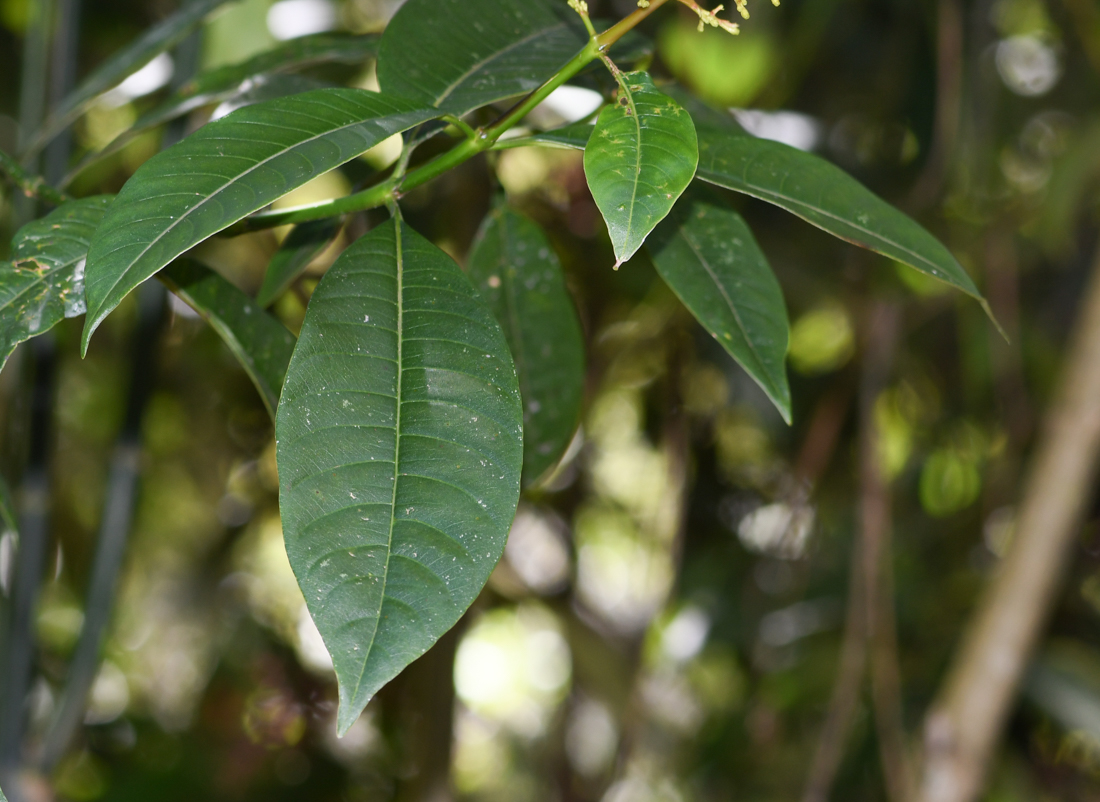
left=0, top=150, right=70, bottom=208
left=912, top=241, right=1100, bottom=802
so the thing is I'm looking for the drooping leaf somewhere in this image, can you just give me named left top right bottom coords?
left=276, top=218, right=523, bottom=735
left=81, top=88, right=437, bottom=354
left=160, top=260, right=295, bottom=419
left=257, top=218, right=342, bottom=308
left=689, top=111, right=982, bottom=298
left=0, top=196, right=112, bottom=371
left=377, top=0, right=589, bottom=117
left=23, top=0, right=238, bottom=158
left=584, top=72, right=698, bottom=267
left=467, top=207, right=585, bottom=484
left=649, top=196, right=790, bottom=421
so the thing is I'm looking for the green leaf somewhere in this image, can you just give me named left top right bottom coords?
left=377, top=0, right=589, bottom=117
left=0, top=196, right=112, bottom=371
left=468, top=207, right=585, bottom=485
left=69, top=33, right=380, bottom=182
left=276, top=218, right=523, bottom=735
left=257, top=219, right=342, bottom=309
left=81, top=88, right=437, bottom=354
left=160, top=260, right=295, bottom=419
left=23, top=0, right=238, bottom=158
left=689, top=113, right=982, bottom=298
left=584, top=72, right=698, bottom=268
left=649, top=196, right=790, bottom=421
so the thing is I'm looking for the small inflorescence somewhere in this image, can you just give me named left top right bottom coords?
left=641, top=0, right=780, bottom=34
left=568, top=0, right=589, bottom=13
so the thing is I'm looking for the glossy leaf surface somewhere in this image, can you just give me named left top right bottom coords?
left=69, top=34, right=379, bottom=183
left=468, top=207, right=585, bottom=484
left=0, top=196, right=112, bottom=370
left=690, top=115, right=981, bottom=297
left=377, top=0, right=587, bottom=116
left=649, top=197, right=790, bottom=421
left=257, top=219, right=342, bottom=309
left=276, top=219, right=523, bottom=734
left=81, top=88, right=436, bottom=353
left=25, top=0, right=236, bottom=157
left=160, top=260, right=295, bottom=419
left=584, top=72, right=698, bottom=267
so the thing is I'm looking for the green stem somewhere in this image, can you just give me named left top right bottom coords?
left=0, top=147, right=70, bottom=207
left=229, top=0, right=673, bottom=234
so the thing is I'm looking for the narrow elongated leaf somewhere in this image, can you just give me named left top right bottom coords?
left=68, top=33, right=380, bottom=183
left=468, top=207, right=585, bottom=484
left=377, top=0, right=588, bottom=116
left=257, top=218, right=341, bottom=308
left=584, top=72, right=698, bottom=267
left=0, top=196, right=112, bottom=370
left=276, top=219, right=523, bottom=735
left=24, top=0, right=238, bottom=157
left=690, top=115, right=981, bottom=298
left=649, top=197, right=790, bottom=421
left=81, top=89, right=437, bottom=354
left=160, top=260, right=295, bottom=419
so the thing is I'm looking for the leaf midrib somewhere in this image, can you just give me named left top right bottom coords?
left=348, top=219, right=404, bottom=706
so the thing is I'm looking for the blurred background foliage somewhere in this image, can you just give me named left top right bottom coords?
left=0, top=0, right=1098, bottom=800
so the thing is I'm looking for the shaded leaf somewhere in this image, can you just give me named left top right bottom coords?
left=69, top=33, right=380, bottom=182
left=24, top=0, right=238, bottom=157
left=160, top=260, right=295, bottom=419
left=0, top=196, right=112, bottom=370
left=377, top=0, right=588, bottom=116
left=649, top=196, right=790, bottom=421
left=689, top=111, right=982, bottom=298
left=584, top=72, right=698, bottom=267
left=81, top=88, right=437, bottom=353
left=257, top=218, right=342, bottom=308
left=276, top=218, right=523, bottom=735
left=468, top=207, right=585, bottom=484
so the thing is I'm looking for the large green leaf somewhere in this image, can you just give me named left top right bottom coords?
left=377, top=0, right=588, bottom=117
left=24, top=0, right=238, bottom=158
left=689, top=112, right=982, bottom=298
left=257, top=219, right=342, bottom=309
left=160, top=260, right=295, bottom=419
left=649, top=196, right=791, bottom=421
left=276, top=219, right=523, bottom=734
left=81, top=88, right=437, bottom=354
left=68, top=33, right=380, bottom=183
left=467, top=207, right=585, bottom=485
left=0, top=196, right=112, bottom=371
left=584, top=72, right=698, bottom=268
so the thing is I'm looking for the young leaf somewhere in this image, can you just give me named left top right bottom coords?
left=649, top=196, right=791, bottom=421
left=276, top=219, right=523, bottom=735
left=691, top=117, right=982, bottom=298
left=23, top=0, right=238, bottom=158
left=257, top=219, right=342, bottom=309
left=67, top=33, right=380, bottom=183
left=468, top=207, right=585, bottom=485
left=377, top=0, right=588, bottom=116
left=584, top=72, right=698, bottom=268
left=81, top=89, right=437, bottom=354
left=160, top=260, right=295, bottom=419
left=0, top=196, right=112, bottom=371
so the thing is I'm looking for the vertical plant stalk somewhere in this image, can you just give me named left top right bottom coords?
left=913, top=242, right=1100, bottom=802
left=44, top=0, right=82, bottom=186
left=859, top=304, right=910, bottom=802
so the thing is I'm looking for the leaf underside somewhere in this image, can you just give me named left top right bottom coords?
left=584, top=72, right=699, bottom=267
left=0, top=196, right=112, bottom=370
left=257, top=218, right=342, bottom=309
left=649, top=195, right=791, bottom=421
left=160, top=260, right=296, bottom=419
left=467, top=207, right=586, bottom=485
left=81, top=88, right=437, bottom=353
left=377, top=0, right=588, bottom=116
left=276, top=219, right=523, bottom=735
